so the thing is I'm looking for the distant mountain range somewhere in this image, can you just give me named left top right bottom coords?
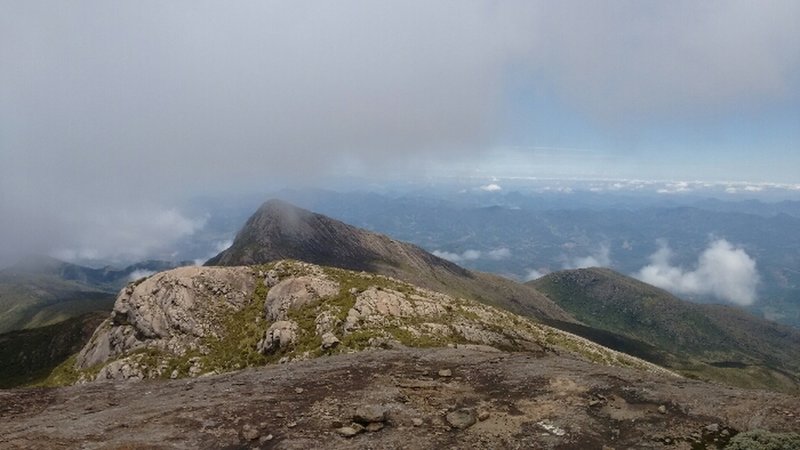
left=0, top=256, right=189, bottom=334
left=255, top=189, right=800, bottom=328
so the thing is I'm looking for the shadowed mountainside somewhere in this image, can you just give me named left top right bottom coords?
left=0, top=312, right=107, bottom=388
left=530, top=267, right=800, bottom=393
left=0, top=256, right=188, bottom=334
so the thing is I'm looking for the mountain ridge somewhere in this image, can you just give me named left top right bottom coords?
left=207, top=199, right=575, bottom=324
left=530, top=267, right=800, bottom=393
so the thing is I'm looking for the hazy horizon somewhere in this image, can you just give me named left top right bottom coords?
left=2, top=1, right=799, bottom=265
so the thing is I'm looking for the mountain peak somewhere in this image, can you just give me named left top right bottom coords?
left=206, top=199, right=575, bottom=323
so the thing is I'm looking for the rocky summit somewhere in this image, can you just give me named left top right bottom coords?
left=53, top=260, right=666, bottom=384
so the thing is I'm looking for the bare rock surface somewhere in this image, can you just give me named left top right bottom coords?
left=76, top=266, right=256, bottom=376
left=1, top=347, right=798, bottom=449
left=265, top=275, right=339, bottom=321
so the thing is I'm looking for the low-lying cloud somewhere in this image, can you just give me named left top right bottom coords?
left=433, top=247, right=511, bottom=263
left=48, top=207, right=207, bottom=266
left=480, top=183, right=503, bottom=192
left=524, top=268, right=549, bottom=282
left=563, top=244, right=611, bottom=269
left=635, top=239, right=759, bottom=306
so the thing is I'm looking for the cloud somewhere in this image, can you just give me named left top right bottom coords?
left=433, top=247, right=510, bottom=263
left=563, top=244, right=611, bottom=269
left=524, top=268, right=548, bottom=281
left=1, top=1, right=799, bottom=264
left=193, top=239, right=234, bottom=266
left=635, top=239, right=759, bottom=306
left=48, top=207, right=206, bottom=265
left=480, top=183, right=503, bottom=192
left=487, top=247, right=512, bottom=260
left=127, top=269, right=156, bottom=281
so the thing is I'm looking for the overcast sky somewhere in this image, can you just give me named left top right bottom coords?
left=1, top=1, right=799, bottom=264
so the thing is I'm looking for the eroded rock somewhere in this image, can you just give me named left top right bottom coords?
left=265, top=276, right=339, bottom=321
left=258, top=321, right=299, bottom=354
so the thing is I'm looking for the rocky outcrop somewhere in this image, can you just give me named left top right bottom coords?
left=258, top=320, right=298, bottom=354
left=75, top=266, right=256, bottom=374
left=67, top=260, right=672, bottom=383
left=264, top=276, right=339, bottom=321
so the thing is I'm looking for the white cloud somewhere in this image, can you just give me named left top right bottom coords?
left=462, top=249, right=482, bottom=260
left=51, top=207, right=206, bottom=264
left=487, top=247, right=512, bottom=260
left=433, top=247, right=510, bottom=263
left=127, top=269, right=156, bottom=281
left=635, top=239, right=759, bottom=306
left=432, top=250, right=462, bottom=262
left=563, top=244, right=611, bottom=269
left=480, top=183, right=502, bottom=192
left=524, top=268, right=548, bottom=281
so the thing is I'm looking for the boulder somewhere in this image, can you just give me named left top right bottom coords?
left=321, top=332, right=340, bottom=350
left=76, top=267, right=256, bottom=370
left=258, top=321, right=299, bottom=354
left=264, top=276, right=340, bottom=321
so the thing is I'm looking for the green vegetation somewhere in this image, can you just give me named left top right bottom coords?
left=531, top=268, right=800, bottom=393
left=725, top=430, right=800, bottom=450
left=0, top=312, right=107, bottom=388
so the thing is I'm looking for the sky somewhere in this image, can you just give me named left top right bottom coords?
left=1, top=0, right=799, bottom=264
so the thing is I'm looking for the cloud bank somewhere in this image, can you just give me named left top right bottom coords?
left=635, top=239, right=759, bottom=306
left=2, top=1, right=798, bottom=264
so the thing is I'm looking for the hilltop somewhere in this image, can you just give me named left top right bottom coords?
left=530, top=267, right=800, bottom=393
left=52, top=260, right=663, bottom=384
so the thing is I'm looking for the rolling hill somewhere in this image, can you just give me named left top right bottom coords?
left=530, top=267, right=800, bottom=392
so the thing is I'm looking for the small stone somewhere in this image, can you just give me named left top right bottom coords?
left=657, top=405, right=667, bottom=414
left=589, top=399, right=603, bottom=407
left=354, top=405, right=388, bottom=424
left=295, top=387, right=304, bottom=394
left=276, top=412, right=285, bottom=418
left=321, top=332, right=340, bottom=350
left=438, top=369, right=453, bottom=377
left=412, top=418, right=424, bottom=427
left=242, top=424, right=260, bottom=441
left=287, top=421, right=297, bottom=428
left=704, top=423, right=719, bottom=433
left=477, top=410, right=490, bottom=421
left=446, top=409, right=476, bottom=430
left=721, top=429, right=730, bottom=437
left=365, top=422, right=384, bottom=432
left=260, top=434, right=274, bottom=443
left=336, top=426, right=360, bottom=437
